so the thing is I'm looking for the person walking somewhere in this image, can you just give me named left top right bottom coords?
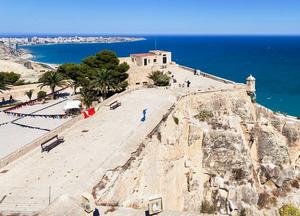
left=141, top=108, right=147, bottom=122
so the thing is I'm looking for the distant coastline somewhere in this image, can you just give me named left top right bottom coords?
left=0, top=36, right=146, bottom=48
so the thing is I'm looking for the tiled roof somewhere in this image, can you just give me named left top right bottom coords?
left=131, top=53, right=155, bottom=57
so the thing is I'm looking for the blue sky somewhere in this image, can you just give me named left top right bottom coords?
left=1, top=0, right=300, bottom=35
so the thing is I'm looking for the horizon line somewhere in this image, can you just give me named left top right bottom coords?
left=1, top=33, right=300, bottom=37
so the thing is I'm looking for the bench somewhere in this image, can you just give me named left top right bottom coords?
left=41, top=135, right=64, bottom=152
left=109, top=100, right=121, bottom=110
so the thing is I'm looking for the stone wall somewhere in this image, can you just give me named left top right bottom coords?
left=179, top=65, right=237, bottom=85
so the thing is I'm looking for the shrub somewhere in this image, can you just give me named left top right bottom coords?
left=173, top=116, right=179, bottom=125
left=279, top=204, right=300, bottom=216
left=37, top=90, right=47, bottom=99
left=14, top=79, right=28, bottom=86
left=194, top=110, right=214, bottom=121
left=257, top=192, right=277, bottom=209
left=200, top=200, right=216, bottom=214
left=0, top=72, right=21, bottom=85
left=148, top=71, right=170, bottom=86
left=291, top=179, right=300, bottom=189
left=240, top=208, right=247, bottom=216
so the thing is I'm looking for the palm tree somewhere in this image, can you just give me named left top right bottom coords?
left=25, top=89, right=34, bottom=101
left=38, top=71, right=67, bottom=99
left=91, top=68, right=122, bottom=99
left=80, top=83, right=98, bottom=108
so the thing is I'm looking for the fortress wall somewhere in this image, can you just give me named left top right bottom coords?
left=179, top=65, right=236, bottom=85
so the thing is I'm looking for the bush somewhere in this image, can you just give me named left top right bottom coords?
left=240, top=208, right=247, bottom=216
left=173, top=116, right=179, bottom=125
left=148, top=71, right=170, bottom=86
left=291, top=179, right=300, bottom=189
left=37, top=90, right=47, bottom=99
left=0, top=72, right=21, bottom=85
left=200, top=200, right=216, bottom=214
left=14, top=79, right=26, bottom=86
left=194, top=110, right=214, bottom=121
left=279, top=204, right=300, bottom=216
left=257, top=192, right=277, bottom=209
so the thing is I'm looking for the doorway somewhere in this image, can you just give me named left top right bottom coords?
left=163, top=56, right=167, bottom=64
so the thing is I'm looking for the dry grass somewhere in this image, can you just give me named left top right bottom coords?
left=257, top=192, right=277, bottom=209
left=272, top=182, right=292, bottom=198
left=200, top=200, right=216, bottom=214
left=291, top=179, right=300, bottom=189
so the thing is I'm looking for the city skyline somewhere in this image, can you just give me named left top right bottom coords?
left=1, top=0, right=300, bottom=35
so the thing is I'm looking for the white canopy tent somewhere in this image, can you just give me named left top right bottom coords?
left=64, top=100, right=81, bottom=111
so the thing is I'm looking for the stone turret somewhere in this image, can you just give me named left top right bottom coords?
left=246, top=75, right=256, bottom=93
left=246, top=75, right=256, bottom=102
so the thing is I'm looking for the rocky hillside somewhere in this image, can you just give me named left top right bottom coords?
left=92, top=89, right=300, bottom=215
left=0, top=43, right=53, bottom=81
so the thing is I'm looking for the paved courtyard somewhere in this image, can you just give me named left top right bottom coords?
left=0, top=96, right=71, bottom=159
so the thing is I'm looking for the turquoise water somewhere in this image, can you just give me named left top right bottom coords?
left=23, top=36, right=300, bottom=117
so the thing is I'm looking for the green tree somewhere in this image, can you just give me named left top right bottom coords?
left=0, top=73, right=9, bottom=92
left=25, top=89, right=34, bottom=101
left=38, top=71, right=68, bottom=99
left=82, top=50, right=120, bottom=70
left=148, top=71, right=170, bottom=86
left=57, top=63, right=83, bottom=94
left=0, top=72, right=21, bottom=85
left=82, top=50, right=129, bottom=90
left=92, top=68, right=122, bottom=99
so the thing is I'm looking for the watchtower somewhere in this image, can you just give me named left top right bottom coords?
left=246, top=75, right=256, bottom=103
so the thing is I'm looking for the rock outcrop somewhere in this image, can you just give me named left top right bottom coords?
left=0, top=43, right=53, bottom=81
left=93, top=89, right=300, bottom=215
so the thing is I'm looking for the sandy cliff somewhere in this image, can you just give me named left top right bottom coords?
left=92, top=89, right=300, bottom=215
left=0, top=43, right=52, bottom=81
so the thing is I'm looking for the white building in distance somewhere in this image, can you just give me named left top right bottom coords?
left=130, top=50, right=172, bottom=67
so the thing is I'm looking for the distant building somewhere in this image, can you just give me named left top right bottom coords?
left=130, top=50, right=172, bottom=67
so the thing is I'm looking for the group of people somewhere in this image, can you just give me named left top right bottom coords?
left=179, top=80, right=191, bottom=88
left=194, top=68, right=201, bottom=76
left=170, top=74, right=192, bottom=88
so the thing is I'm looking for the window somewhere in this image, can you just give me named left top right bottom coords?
left=154, top=59, right=157, bottom=63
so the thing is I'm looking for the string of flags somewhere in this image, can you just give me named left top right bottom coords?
left=3, top=87, right=69, bottom=112
left=4, top=112, right=68, bottom=119
left=0, top=122, right=9, bottom=127
left=12, top=122, right=50, bottom=132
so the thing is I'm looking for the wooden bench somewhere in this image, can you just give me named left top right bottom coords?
left=41, top=135, right=64, bottom=152
left=109, top=100, right=121, bottom=110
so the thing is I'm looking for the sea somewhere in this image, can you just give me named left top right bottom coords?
left=21, top=35, right=300, bottom=117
